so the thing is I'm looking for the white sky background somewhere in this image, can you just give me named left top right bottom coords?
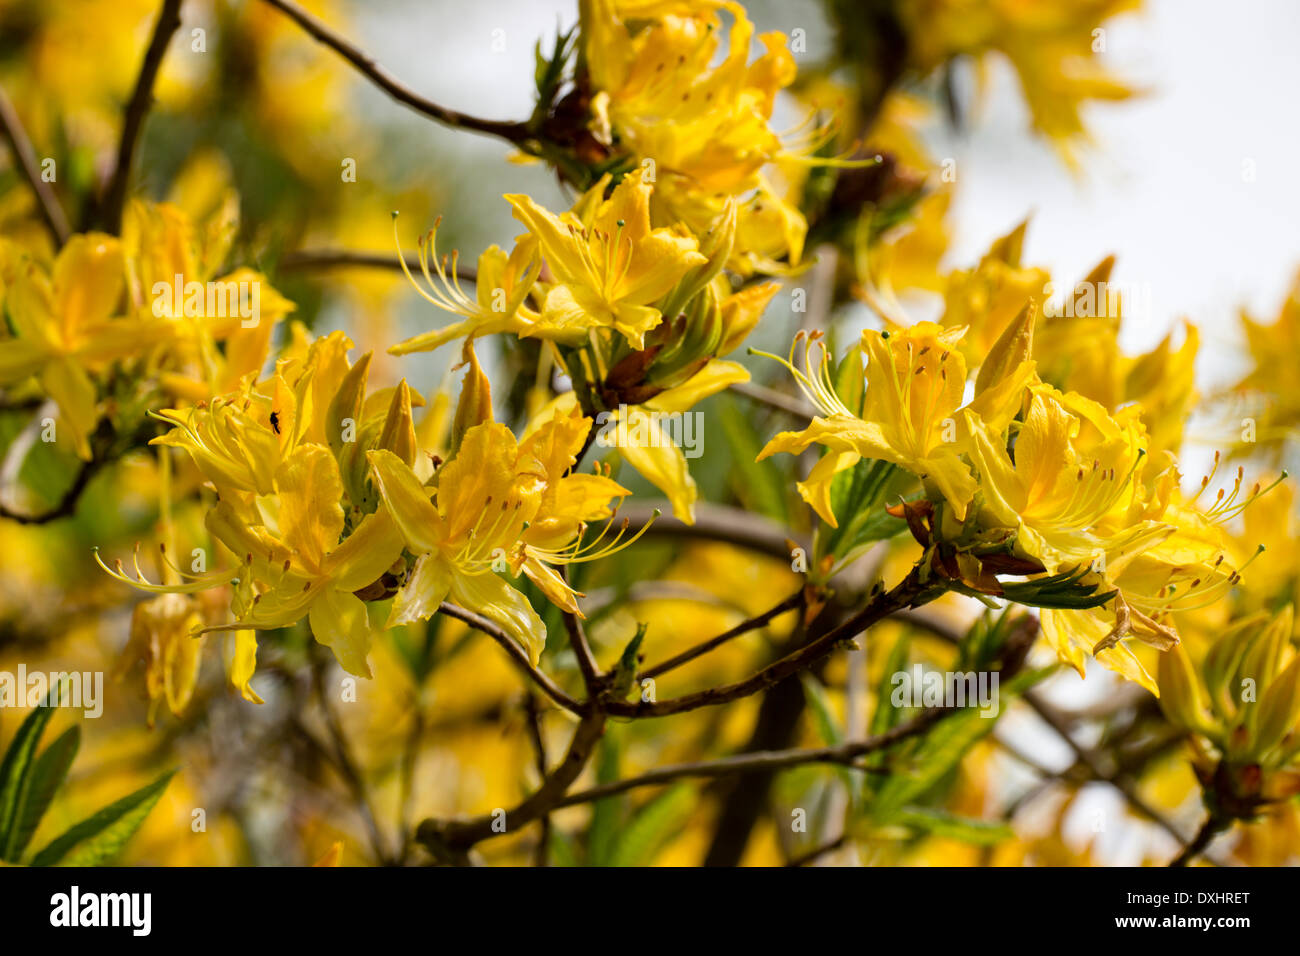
left=346, top=0, right=1300, bottom=863
left=356, top=0, right=1300, bottom=383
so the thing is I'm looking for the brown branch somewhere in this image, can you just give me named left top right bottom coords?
left=897, top=606, right=1222, bottom=863
left=0, top=454, right=103, bottom=525
left=418, top=589, right=614, bottom=858
left=604, top=571, right=938, bottom=719
left=436, top=602, right=584, bottom=715
left=278, top=247, right=477, bottom=283
left=637, top=589, right=805, bottom=680
left=419, top=706, right=607, bottom=858
left=563, top=602, right=603, bottom=691
left=97, top=0, right=184, bottom=233
left=260, top=0, right=532, bottom=145
left=729, top=380, right=816, bottom=420
left=1169, top=814, right=1229, bottom=867
left=616, top=500, right=809, bottom=563
left=552, top=706, right=948, bottom=810
left=0, top=86, right=71, bottom=245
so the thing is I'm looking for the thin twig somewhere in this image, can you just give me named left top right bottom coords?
left=436, top=602, right=585, bottom=715
left=561, top=571, right=602, bottom=689
left=308, top=655, right=392, bottom=865
left=97, top=0, right=184, bottom=233
left=260, top=0, right=531, bottom=145
left=1169, top=814, right=1228, bottom=867
left=891, top=605, right=1226, bottom=864
left=729, top=380, right=816, bottom=420
left=786, top=834, right=847, bottom=867
left=0, top=86, right=71, bottom=245
left=616, top=500, right=809, bottom=563
left=552, top=705, right=949, bottom=809
left=604, top=571, right=937, bottom=718
left=278, top=247, right=477, bottom=282
left=0, top=455, right=103, bottom=525
left=637, top=589, right=805, bottom=680
left=523, top=694, right=551, bottom=867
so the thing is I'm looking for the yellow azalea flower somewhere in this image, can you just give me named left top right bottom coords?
left=582, top=0, right=809, bottom=271
left=757, top=323, right=985, bottom=526
left=387, top=220, right=544, bottom=355
left=505, top=170, right=708, bottom=350
left=117, top=593, right=205, bottom=725
left=965, top=384, right=1147, bottom=574
left=930, top=220, right=1050, bottom=364
left=122, top=197, right=295, bottom=397
left=1032, top=452, right=1273, bottom=694
left=1231, top=270, right=1300, bottom=458
left=202, top=443, right=406, bottom=677
left=368, top=412, right=632, bottom=664
left=899, top=0, right=1138, bottom=161
left=0, top=233, right=141, bottom=459
left=150, top=331, right=357, bottom=499
left=529, top=357, right=747, bottom=525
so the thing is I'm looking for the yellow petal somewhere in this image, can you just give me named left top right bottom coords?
left=648, top=359, right=750, bottom=414
left=309, top=588, right=375, bottom=678
left=616, top=407, right=698, bottom=523
left=275, top=444, right=345, bottom=572
left=449, top=571, right=547, bottom=666
left=327, top=507, right=406, bottom=593
left=40, top=356, right=97, bottom=460
left=366, top=449, right=444, bottom=554
left=795, top=449, right=861, bottom=528
left=229, top=629, right=264, bottom=704
left=389, top=552, right=454, bottom=627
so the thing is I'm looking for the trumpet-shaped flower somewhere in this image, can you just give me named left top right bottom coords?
left=368, top=410, right=633, bottom=665
left=757, top=323, right=991, bottom=526
left=0, top=234, right=143, bottom=459
left=506, top=170, right=707, bottom=350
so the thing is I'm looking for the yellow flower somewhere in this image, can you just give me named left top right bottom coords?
left=899, top=0, right=1138, bottom=161
left=204, top=443, right=406, bottom=677
left=122, top=197, right=295, bottom=399
left=1033, top=453, right=1273, bottom=694
left=1159, top=606, right=1300, bottom=800
left=117, top=593, right=206, bottom=725
left=506, top=171, right=708, bottom=350
left=387, top=220, right=543, bottom=356
left=0, top=234, right=139, bottom=459
left=368, top=408, right=632, bottom=665
left=966, top=384, right=1147, bottom=574
left=582, top=0, right=808, bottom=272
left=757, top=323, right=986, bottom=526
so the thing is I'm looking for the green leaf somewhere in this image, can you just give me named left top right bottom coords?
left=998, top=567, right=1116, bottom=610
left=866, top=631, right=913, bottom=773
left=31, top=769, right=175, bottom=867
left=7, top=726, right=79, bottom=863
left=895, top=807, right=1014, bottom=845
left=719, top=398, right=788, bottom=522
left=609, top=785, right=695, bottom=867
left=822, top=458, right=908, bottom=566
left=0, top=686, right=62, bottom=860
left=800, top=673, right=843, bottom=746
left=608, top=623, right=648, bottom=701
left=870, top=668, right=1049, bottom=820
left=586, top=729, right=624, bottom=867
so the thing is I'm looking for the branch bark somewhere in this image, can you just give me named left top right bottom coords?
left=0, top=86, right=71, bottom=245
left=260, top=0, right=531, bottom=145
left=97, top=0, right=184, bottom=233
